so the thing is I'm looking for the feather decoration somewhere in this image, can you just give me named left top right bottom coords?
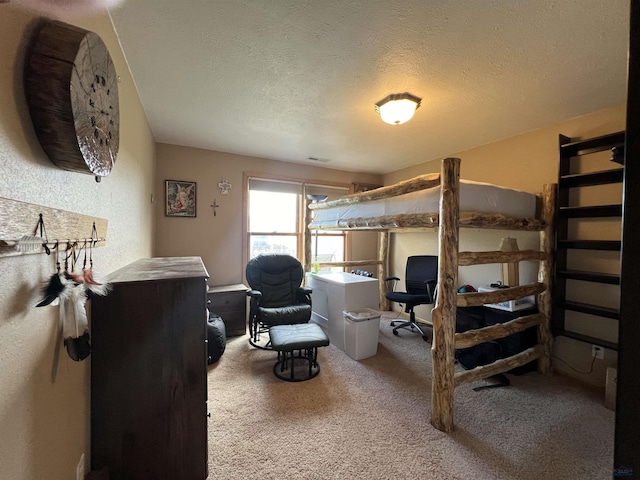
left=83, top=268, right=103, bottom=286
left=84, top=270, right=112, bottom=298
left=35, top=273, right=73, bottom=307
left=64, top=269, right=84, bottom=285
left=64, top=332, right=91, bottom=362
left=62, top=286, right=91, bottom=361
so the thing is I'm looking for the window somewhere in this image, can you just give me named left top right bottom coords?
left=247, top=177, right=348, bottom=269
left=249, top=188, right=300, bottom=258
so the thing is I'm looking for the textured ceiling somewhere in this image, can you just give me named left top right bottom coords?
left=109, top=0, right=630, bottom=174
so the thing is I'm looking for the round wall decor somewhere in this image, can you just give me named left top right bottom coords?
left=24, top=20, right=120, bottom=178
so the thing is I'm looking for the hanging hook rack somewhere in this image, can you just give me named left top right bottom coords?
left=0, top=197, right=108, bottom=258
left=0, top=237, right=106, bottom=248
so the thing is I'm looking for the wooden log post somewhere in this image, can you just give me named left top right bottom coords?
left=304, top=196, right=313, bottom=273
left=537, top=183, right=557, bottom=375
left=431, top=157, right=460, bottom=433
left=378, top=231, right=389, bottom=310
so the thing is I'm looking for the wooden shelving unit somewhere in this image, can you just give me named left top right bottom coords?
left=553, top=131, right=624, bottom=350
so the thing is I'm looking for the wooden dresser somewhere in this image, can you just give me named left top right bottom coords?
left=90, top=257, right=209, bottom=480
left=207, top=283, right=247, bottom=336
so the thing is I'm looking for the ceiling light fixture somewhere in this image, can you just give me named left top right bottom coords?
left=374, top=92, right=422, bottom=125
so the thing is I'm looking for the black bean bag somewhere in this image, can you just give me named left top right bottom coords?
left=207, top=312, right=226, bottom=364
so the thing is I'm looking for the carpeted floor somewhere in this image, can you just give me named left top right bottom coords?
left=207, top=314, right=614, bottom=480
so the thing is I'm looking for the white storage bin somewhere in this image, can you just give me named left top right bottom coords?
left=343, top=308, right=381, bottom=360
left=477, top=285, right=536, bottom=311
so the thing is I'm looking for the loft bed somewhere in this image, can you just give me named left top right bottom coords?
left=305, top=157, right=556, bottom=432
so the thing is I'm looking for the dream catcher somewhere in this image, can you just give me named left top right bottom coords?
left=35, top=223, right=110, bottom=361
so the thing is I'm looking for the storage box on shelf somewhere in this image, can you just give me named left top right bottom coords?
left=478, top=285, right=535, bottom=312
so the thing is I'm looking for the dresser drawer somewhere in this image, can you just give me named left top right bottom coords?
left=207, top=291, right=245, bottom=313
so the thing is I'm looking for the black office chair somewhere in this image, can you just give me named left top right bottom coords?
left=385, top=255, right=438, bottom=342
left=245, top=254, right=312, bottom=350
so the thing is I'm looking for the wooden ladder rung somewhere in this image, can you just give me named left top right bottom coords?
left=454, top=345, right=545, bottom=387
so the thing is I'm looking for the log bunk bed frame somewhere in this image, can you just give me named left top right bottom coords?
left=305, top=157, right=557, bottom=432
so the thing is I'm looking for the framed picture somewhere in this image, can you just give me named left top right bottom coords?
left=165, top=180, right=197, bottom=217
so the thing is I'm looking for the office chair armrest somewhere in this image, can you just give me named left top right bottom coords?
left=384, top=276, right=400, bottom=293
left=425, top=280, right=437, bottom=302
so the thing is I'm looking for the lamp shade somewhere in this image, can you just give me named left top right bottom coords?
left=375, top=92, right=421, bottom=125
left=499, top=237, right=519, bottom=286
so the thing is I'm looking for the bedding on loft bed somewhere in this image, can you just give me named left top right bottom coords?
left=310, top=180, right=537, bottom=228
left=306, top=157, right=556, bottom=434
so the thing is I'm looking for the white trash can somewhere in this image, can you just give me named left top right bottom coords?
left=343, top=308, right=381, bottom=360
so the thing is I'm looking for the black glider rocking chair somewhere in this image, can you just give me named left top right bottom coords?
left=246, top=254, right=312, bottom=350
left=385, top=255, right=438, bottom=342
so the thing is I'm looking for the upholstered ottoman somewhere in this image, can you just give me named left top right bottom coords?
left=269, top=323, right=330, bottom=382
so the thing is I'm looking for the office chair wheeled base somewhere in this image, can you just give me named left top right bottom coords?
left=390, top=317, right=431, bottom=342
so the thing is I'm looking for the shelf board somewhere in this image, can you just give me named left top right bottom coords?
left=557, top=239, right=621, bottom=251
left=559, top=168, right=624, bottom=188
left=553, top=329, right=618, bottom=351
left=557, top=300, right=620, bottom=319
left=560, top=131, right=625, bottom=157
left=559, top=204, right=622, bottom=218
left=557, top=270, right=620, bottom=285
left=557, top=240, right=622, bottom=252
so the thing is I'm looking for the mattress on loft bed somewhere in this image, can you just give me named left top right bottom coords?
left=312, top=180, right=537, bottom=225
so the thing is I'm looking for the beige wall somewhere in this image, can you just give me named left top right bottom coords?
left=154, top=143, right=382, bottom=286
left=383, top=104, right=626, bottom=387
left=0, top=6, right=155, bottom=480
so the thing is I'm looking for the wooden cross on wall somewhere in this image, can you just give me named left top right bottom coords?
left=210, top=199, right=219, bottom=216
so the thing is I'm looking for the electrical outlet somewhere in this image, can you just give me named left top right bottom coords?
left=592, top=344, right=604, bottom=360
left=76, top=453, right=85, bottom=480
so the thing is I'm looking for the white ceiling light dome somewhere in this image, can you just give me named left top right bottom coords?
left=375, top=92, right=422, bottom=125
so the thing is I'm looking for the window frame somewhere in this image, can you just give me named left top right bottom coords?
left=242, top=171, right=351, bottom=275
